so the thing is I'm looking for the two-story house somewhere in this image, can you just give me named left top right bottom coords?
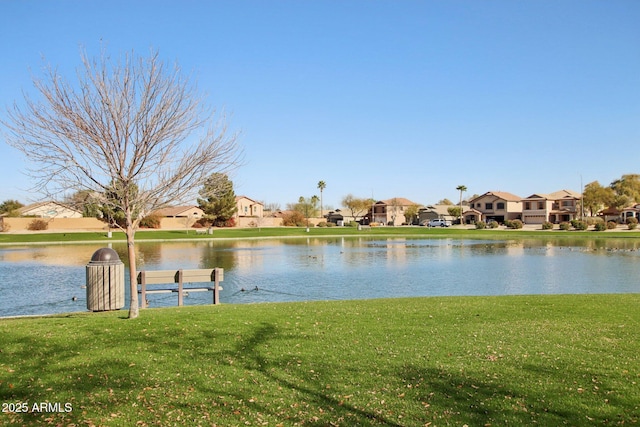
left=365, top=197, right=420, bottom=225
left=521, top=190, right=581, bottom=224
left=235, top=196, right=264, bottom=218
left=464, top=191, right=522, bottom=224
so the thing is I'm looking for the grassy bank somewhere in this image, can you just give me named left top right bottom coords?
left=2, top=225, right=640, bottom=244
left=1, top=295, right=638, bottom=426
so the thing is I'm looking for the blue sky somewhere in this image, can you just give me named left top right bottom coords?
left=1, top=1, right=639, bottom=210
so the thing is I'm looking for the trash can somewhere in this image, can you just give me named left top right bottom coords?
left=86, top=248, right=125, bottom=311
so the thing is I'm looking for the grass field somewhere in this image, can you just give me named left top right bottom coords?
left=2, top=225, right=640, bottom=244
left=1, top=295, right=639, bottom=426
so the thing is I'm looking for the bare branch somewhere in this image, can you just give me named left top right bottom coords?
left=1, top=48, right=242, bottom=318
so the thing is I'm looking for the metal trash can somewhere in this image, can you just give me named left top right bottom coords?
left=86, top=248, right=125, bottom=311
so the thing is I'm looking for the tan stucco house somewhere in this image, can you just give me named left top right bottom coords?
left=418, top=204, right=465, bottom=224
left=154, top=206, right=204, bottom=229
left=522, top=190, right=581, bottom=224
left=464, top=191, right=522, bottom=224
left=18, top=201, right=83, bottom=218
left=365, top=197, right=420, bottom=225
left=620, top=204, right=640, bottom=223
left=235, top=196, right=264, bottom=218
left=154, top=206, right=204, bottom=219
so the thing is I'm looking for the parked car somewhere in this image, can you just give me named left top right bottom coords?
left=425, top=218, right=451, bottom=227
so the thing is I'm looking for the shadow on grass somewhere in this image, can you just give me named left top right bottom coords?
left=223, top=322, right=404, bottom=426
left=397, top=362, right=637, bottom=426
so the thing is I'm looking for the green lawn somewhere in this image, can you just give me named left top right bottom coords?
left=2, top=225, right=640, bottom=244
left=1, top=295, right=639, bottom=426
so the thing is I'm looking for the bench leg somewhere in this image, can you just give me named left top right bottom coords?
left=178, top=270, right=184, bottom=307
left=214, top=268, right=220, bottom=305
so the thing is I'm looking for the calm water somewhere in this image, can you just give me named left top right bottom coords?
left=1, top=237, right=640, bottom=317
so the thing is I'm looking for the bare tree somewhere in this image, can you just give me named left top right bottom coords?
left=2, top=49, right=241, bottom=318
left=341, top=194, right=373, bottom=223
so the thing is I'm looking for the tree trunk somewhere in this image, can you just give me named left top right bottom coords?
left=126, top=224, right=139, bottom=319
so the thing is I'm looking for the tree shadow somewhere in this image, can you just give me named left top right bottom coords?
left=397, top=362, right=637, bottom=425
left=213, top=322, right=405, bottom=426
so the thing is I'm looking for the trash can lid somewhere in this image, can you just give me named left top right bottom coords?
left=90, top=247, right=121, bottom=262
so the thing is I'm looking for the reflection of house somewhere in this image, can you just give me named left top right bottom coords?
left=18, top=201, right=82, bottom=218
left=235, top=196, right=264, bottom=218
left=522, top=190, right=581, bottom=224
left=154, top=206, right=204, bottom=219
left=364, top=198, right=420, bottom=225
left=464, top=191, right=522, bottom=224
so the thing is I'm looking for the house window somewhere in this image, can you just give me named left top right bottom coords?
left=524, top=202, right=531, bottom=210
left=497, top=202, right=505, bottom=210
left=485, top=203, right=493, bottom=210
left=244, top=206, right=248, bottom=214
left=538, top=202, right=544, bottom=210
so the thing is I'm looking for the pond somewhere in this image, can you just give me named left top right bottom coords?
left=1, top=236, right=640, bottom=317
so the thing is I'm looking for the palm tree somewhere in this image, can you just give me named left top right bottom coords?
left=317, top=180, right=326, bottom=218
left=456, top=185, right=467, bottom=225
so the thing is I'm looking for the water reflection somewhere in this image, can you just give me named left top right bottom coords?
left=1, top=237, right=640, bottom=317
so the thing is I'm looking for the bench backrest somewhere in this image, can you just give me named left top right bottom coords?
left=137, top=268, right=224, bottom=285
left=137, top=268, right=224, bottom=308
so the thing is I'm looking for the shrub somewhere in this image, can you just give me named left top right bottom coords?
left=572, top=220, right=588, bottom=231
left=488, top=220, right=499, bottom=229
left=281, top=211, right=307, bottom=227
left=627, top=217, right=638, bottom=230
left=541, top=221, right=554, bottom=230
left=559, top=222, right=571, bottom=231
left=594, top=222, right=607, bottom=231
left=607, top=221, right=618, bottom=230
left=194, top=218, right=213, bottom=228
left=317, top=221, right=328, bottom=227
left=27, top=219, right=49, bottom=231
left=139, top=213, right=161, bottom=229
left=347, top=221, right=359, bottom=227
left=507, top=219, right=523, bottom=229
left=475, top=221, right=486, bottom=229
left=586, top=217, right=603, bottom=226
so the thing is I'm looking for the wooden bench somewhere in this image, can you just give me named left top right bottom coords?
left=195, top=228, right=208, bottom=235
left=358, top=225, right=371, bottom=231
left=137, top=268, right=223, bottom=308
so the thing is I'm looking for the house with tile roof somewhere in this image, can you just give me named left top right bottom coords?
left=619, top=204, right=640, bottom=223
left=364, top=197, right=421, bottom=225
left=154, top=206, right=204, bottom=219
left=464, top=191, right=522, bottom=224
left=521, top=190, right=581, bottom=224
left=235, top=196, right=264, bottom=218
left=418, top=204, right=467, bottom=224
left=18, top=201, right=83, bottom=218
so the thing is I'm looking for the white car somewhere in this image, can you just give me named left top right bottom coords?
left=426, top=219, right=451, bottom=227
